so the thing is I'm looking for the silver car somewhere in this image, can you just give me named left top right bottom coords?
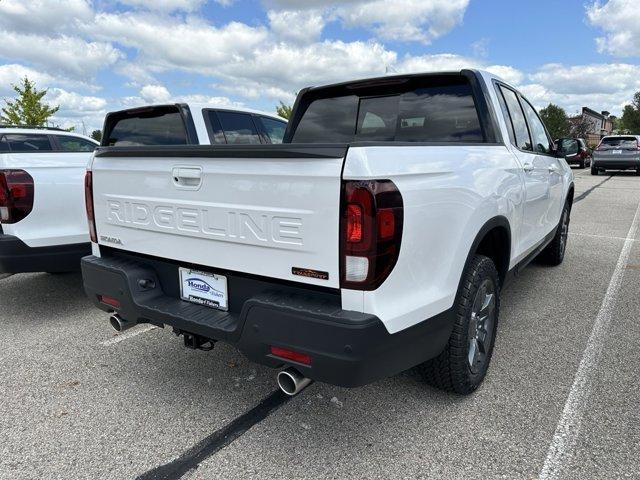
left=591, top=135, right=640, bottom=175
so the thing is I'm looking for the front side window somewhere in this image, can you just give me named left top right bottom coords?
left=291, top=79, right=483, bottom=143
left=498, top=86, right=531, bottom=151
left=2, top=134, right=53, bottom=152
left=521, top=99, right=552, bottom=154
left=260, top=117, right=287, bottom=144
left=216, top=111, right=261, bottom=145
left=56, top=136, right=97, bottom=152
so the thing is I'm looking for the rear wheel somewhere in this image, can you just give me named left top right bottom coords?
left=538, top=204, right=570, bottom=266
left=579, top=160, right=585, bottom=169
left=418, top=255, right=499, bottom=395
left=591, top=165, right=598, bottom=175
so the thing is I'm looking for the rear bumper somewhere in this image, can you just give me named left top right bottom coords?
left=592, top=158, right=640, bottom=170
left=0, top=234, right=90, bottom=273
left=81, top=253, right=453, bottom=388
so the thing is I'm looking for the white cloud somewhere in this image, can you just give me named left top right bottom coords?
left=140, top=84, right=172, bottom=103
left=268, top=9, right=325, bottom=43
left=90, top=13, right=268, bottom=74
left=587, top=0, right=640, bottom=56
left=522, top=63, right=640, bottom=114
left=335, top=0, right=470, bottom=43
left=0, top=0, right=93, bottom=35
left=265, top=0, right=469, bottom=43
left=47, top=88, right=108, bottom=116
left=0, top=64, right=57, bottom=96
left=0, top=31, right=122, bottom=79
left=118, top=0, right=207, bottom=12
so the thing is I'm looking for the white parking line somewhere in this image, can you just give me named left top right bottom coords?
left=539, top=200, right=640, bottom=480
left=100, top=325, right=158, bottom=346
left=570, top=232, right=631, bottom=242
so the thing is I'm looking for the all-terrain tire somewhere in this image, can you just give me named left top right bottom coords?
left=418, top=255, right=500, bottom=395
left=538, top=204, right=570, bottom=266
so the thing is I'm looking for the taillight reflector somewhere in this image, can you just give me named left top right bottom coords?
left=270, top=346, right=312, bottom=365
left=0, top=169, right=34, bottom=224
left=98, top=295, right=120, bottom=309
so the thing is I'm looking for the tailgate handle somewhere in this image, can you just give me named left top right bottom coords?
left=172, top=167, right=202, bottom=189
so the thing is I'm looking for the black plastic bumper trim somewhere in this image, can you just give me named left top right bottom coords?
left=81, top=254, right=454, bottom=387
left=0, top=234, right=90, bottom=273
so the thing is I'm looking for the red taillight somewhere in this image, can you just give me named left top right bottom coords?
left=346, top=204, right=363, bottom=243
left=84, top=171, right=97, bottom=242
left=270, top=346, right=312, bottom=365
left=340, top=180, right=403, bottom=290
left=0, top=169, right=34, bottom=224
left=98, top=294, right=120, bottom=309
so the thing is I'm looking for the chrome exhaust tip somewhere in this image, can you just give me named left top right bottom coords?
left=109, top=314, right=135, bottom=332
left=277, top=367, right=312, bottom=396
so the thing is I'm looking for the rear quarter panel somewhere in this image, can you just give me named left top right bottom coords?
left=0, top=151, right=90, bottom=247
left=342, top=144, right=523, bottom=334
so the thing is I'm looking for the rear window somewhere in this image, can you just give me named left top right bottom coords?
left=600, top=137, right=638, bottom=149
left=0, top=134, right=53, bottom=152
left=216, top=111, right=262, bottom=145
left=104, top=106, right=188, bottom=146
left=291, top=78, right=483, bottom=143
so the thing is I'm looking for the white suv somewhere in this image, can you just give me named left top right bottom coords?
left=0, top=127, right=98, bottom=273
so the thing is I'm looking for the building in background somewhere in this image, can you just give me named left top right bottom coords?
left=569, top=107, right=615, bottom=146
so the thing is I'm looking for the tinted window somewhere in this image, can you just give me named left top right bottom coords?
left=292, top=82, right=482, bottom=143
left=499, top=87, right=531, bottom=151
left=521, top=99, right=551, bottom=154
left=292, top=96, right=359, bottom=143
left=0, top=136, right=8, bottom=152
left=600, top=136, right=638, bottom=149
left=204, top=110, right=226, bottom=144
left=106, top=107, right=188, bottom=146
left=2, top=134, right=53, bottom=152
left=217, top=111, right=261, bottom=145
left=56, top=135, right=97, bottom=152
left=260, top=116, right=287, bottom=144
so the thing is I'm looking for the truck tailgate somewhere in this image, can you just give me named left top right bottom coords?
left=91, top=145, right=347, bottom=288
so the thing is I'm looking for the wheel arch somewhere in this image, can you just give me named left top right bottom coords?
left=460, top=216, right=512, bottom=288
left=566, top=182, right=575, bottom=211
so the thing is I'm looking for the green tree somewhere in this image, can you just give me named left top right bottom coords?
left=276, top=101, right=293, bottom=120
left=539, top=103, right=569, bottom=140
left=1, top=77, right=59, bottom=126
left=620, top=93, right=640, bottom=133
left=91, top=129, right=102, bottom=142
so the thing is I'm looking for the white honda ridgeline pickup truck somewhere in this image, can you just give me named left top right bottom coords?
left=82, top=70, right=574, bottom=395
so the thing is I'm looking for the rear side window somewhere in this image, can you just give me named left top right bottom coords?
left=55, top=136, right=97, bottom=152
left=0, top=136, right=8, bottom=152
left=1, top=134, right=53, bottom=152
left=216, top=111, right=261, bottom=145
left=498, top=86, right=532, bottom=151
left=291, top=79, right=483, bottom=143
left=260, top=116, right=287, bottom=144
left=105, top=107, right=188, bottom=146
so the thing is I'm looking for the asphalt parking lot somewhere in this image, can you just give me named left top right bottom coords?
left=1, top=168, right=639, bottom=480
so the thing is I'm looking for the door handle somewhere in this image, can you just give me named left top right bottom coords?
left=523, top=163, right=534, bottom=173
left=172, top=166, right=202, bottom=189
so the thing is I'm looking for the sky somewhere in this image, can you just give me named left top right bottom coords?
left=0, top=0, right=639, bottom=133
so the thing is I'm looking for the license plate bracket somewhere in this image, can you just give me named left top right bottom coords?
left=179, top=268, right=228, bottom=311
